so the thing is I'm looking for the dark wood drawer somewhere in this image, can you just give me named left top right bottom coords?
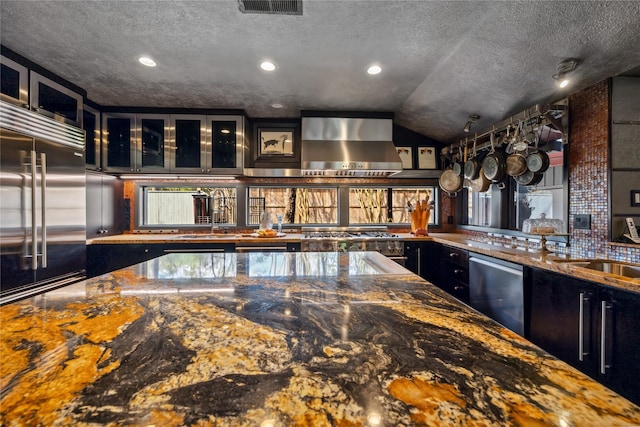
left=440, top=260, right=469, bottom=284
left=441, top=245, right=468, bottom=268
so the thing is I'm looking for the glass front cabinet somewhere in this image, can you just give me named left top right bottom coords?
left=1, top=55, right=29, bottom=107
left=30, top=71, right=83, bottom=127
left=103, top=113, right=136, bottom=172
left=83, top=105, right=101, bottom=170
left=103, top=113, right=244, bottom=174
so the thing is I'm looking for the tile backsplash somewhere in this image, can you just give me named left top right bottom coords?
left=568, top=79, right=639, bottom=263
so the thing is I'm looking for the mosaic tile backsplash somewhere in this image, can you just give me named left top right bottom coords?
left=569, top=80, right=639, bottom=263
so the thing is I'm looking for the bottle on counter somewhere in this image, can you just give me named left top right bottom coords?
left=259, top=211, right=273, bottom=230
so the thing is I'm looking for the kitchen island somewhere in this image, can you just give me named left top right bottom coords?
left=1, top=251, right=639, bottom=426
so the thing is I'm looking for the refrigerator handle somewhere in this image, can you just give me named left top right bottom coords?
left=40, top=152, right=47, bottom=268
left=31, top=150, right=38, bottom=270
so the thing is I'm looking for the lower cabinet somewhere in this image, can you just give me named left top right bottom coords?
left=528, top=267, right=640, bottom=405
left=87, top=242, right=235, bottom=277
left=404, top=241, right=438, bottom=282
left=437, top=244, right=469, bottom=304
left=87, top=244, right=165, bottom=277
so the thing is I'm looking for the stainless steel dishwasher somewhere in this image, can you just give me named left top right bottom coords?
left=469, top=254, right=524, bottom=336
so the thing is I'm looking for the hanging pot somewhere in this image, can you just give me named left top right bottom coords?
left=464, top=139, right=481, bottom=180
left=514, top=169, right=544, bottom=186
left=525, top=126, right=551, bottom=173
left=469, top=167, right=491, bottom=192
left=482, top=133, right=506, bottom=183
left=526, top=151, right=550, bottom=173
left=506, top=151, right=528, bottom=177
left=482, top=153, right=505, bottom=182
left=452, top=146, right=465, bottom=177
left=439, top=167, right=464, bottom=195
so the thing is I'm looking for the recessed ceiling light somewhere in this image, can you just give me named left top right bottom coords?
left=367, top=65, right=382, bottom=75
left=138, top=56, right=157, bottom=67
left=260, top=61, right=277, bottom=71
left=271, top=103, right=283, bottom=109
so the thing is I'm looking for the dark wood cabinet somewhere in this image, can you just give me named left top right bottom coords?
left=528, top=267, right=640, bottom=405
left=437, top=245, right=469, bottom=303
left=528, top=268, right=598, bottom=372
left=598, top=285, right=640, bottom=404
left=404, top=241, right=438, bottom=282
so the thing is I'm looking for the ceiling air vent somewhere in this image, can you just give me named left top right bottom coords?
left=238, top=0, right=302, bottom=15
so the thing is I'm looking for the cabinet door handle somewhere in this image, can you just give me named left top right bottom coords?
left=600, top=301, right=612, bottom=375
left=449, top=252, right=458, bottom=258
left=40, top=152, right=47, bottom=268
left=30, top=150, right=37, bottom=270
left=453, top=269, right=463, bottom=275
left=417, top=247, right=421, bottom=276
left=578, top=292, right=589, bottom=361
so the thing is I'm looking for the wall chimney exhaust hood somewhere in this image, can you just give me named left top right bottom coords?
left=301, top=117, right=402, bottom=177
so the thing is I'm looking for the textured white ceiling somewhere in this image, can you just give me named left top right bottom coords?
left=1, top=0, right=639, bottom=143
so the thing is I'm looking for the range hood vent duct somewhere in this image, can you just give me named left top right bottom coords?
left=238, top=0, right=303, bottom=15
left=301, top=117, right=402, bottom=177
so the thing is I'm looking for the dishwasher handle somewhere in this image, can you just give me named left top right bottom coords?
left=236, top=246, right=287, bottom=253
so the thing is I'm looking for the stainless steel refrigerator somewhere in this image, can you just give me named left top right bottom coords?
left=1, top=101, right=86, bottom=304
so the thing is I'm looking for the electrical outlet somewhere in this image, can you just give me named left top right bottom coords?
left=574, top=214, right=591, bottom=230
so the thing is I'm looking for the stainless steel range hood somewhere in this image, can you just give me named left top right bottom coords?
left=301, top=117, right=402, bottom=177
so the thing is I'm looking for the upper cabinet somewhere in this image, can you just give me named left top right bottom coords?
left=29, top=72, right=83, bottom=127
left=0, top=55, right=29, bottom=107
left=1, top=54, right=84, bottom=127
left=102, top=113, right=244, bottom=174
left=83, top=105, right=101, bottom=170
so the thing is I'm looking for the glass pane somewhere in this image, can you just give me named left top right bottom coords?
left=247, top=187, right=338, bottom=225
left=390, top=187, right=436, bottom=224
left=1, top=64, right=20, bottom=99
left=38, top=82, right=77, bottom=122
left=348, top=188, right=388, bottom=224
left=468, top=188, right=492, bottom=226
left=212, top=121, right=236, bottom=168
left=143, top=187, right=237, bottom=226
left=83, top=110, right=96, bottom=165
left=107, top=118, right=131, bottom=167
left=515, top=150, right=566, bottom=232
left=141, top=118, right=164, bottom=168
left=175, top=119, right=201, bottom=168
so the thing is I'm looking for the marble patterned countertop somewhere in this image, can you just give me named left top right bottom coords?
left=1, top=251, right=639, bottom=426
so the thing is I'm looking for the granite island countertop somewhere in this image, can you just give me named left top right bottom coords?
left=88, top=231, right=640, bottom=293
left=1, top=251, right=639, bottom=426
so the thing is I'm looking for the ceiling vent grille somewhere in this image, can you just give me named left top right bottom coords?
left=238, top=0, right=302, bottom=15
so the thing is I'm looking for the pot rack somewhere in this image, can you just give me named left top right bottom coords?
left=440, top=99, right=568, bottom=162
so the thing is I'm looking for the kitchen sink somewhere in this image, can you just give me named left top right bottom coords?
left=559, top=260, right=640, bottom=279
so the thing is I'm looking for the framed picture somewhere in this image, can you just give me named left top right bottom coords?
left=418, top=146, right=437, bottom=169
left=396, top=147, right=413, bottom=169
left=258, top=128, right=295, bottom=157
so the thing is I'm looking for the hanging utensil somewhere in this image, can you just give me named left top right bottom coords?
left=512, top=119, right=528, bottom=152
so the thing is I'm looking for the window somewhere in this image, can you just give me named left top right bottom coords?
left=348, top=188, right=388, bottom=224
left=141, top=186, right=237, bottom=226
left=465, top=139, right=567, bottom=233
left=247, top=186, right=338, bottom=225
left=468, top=188, right=493, bottom=227
left=349, top=186, right=438, bottom=225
